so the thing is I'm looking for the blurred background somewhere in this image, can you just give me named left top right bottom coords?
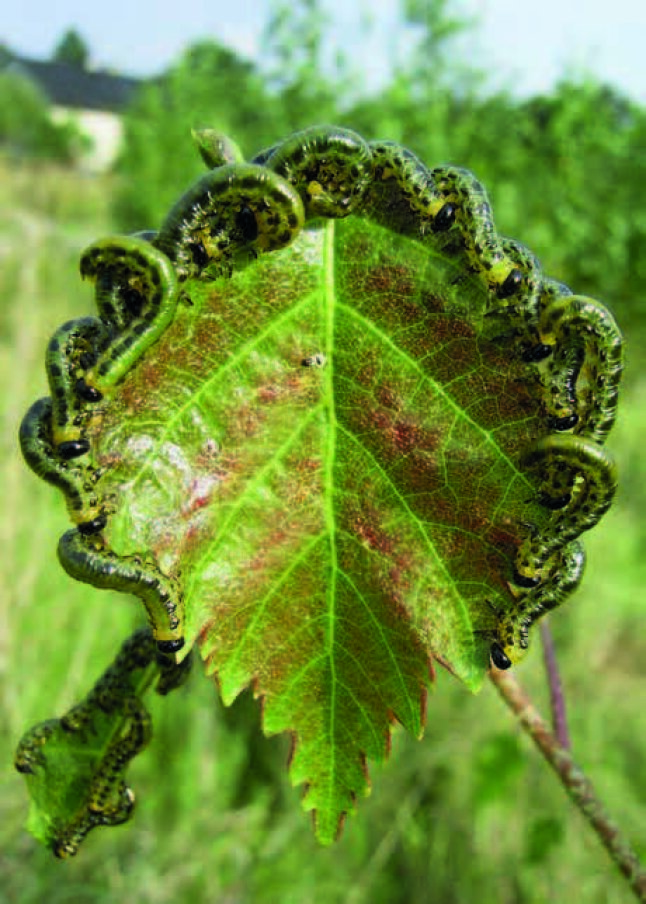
left=1, top=1, right=645, bottom=901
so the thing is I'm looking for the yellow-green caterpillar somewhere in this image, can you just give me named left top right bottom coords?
left=45, top=316, right=111, bottom=446
left=19, top=397, right=105, bottom=532
left=489, top=540, right=586, bottom=668
left=58, top=531, right=184, bottom=655
left=266, top=125, right=373, bottom=219
left=538, top=295, right=623, bottom=444
left=79, top=236, right=180, bottom=395
left=515, top=435, right=618, bottom=585
left=155, top=164, right=305, bottom=281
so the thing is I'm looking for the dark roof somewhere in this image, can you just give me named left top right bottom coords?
left=5, top=55, right=141, bottom=112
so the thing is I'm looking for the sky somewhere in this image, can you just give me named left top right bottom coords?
left=3, top=0, right=646, bottom=102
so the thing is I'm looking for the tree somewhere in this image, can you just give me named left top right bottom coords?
left=52, top=29, right=89, bottom=69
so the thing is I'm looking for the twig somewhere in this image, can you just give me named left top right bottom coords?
left=489, top=666, right=646, bottom=903
left=539, top=619, right=571, bottom=749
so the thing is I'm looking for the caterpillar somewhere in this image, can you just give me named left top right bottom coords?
left=45, top=316, right=111, bottom=446
left=19, top=397, right=105, bottom=530
left=79, top=236, right=180, bottom=394
left=59, top=628, right=191, bottom=733
left=489, top=539, right=586, bottom=668
left=361, top=139, right=542, bottom=333
left=538, top=295, right=624, bottom=444
left=57, top=531, right=185, bottom=655
left=515, top=435, right=618, bottom=582
left=266, top=125, right=373, bottom=219
left=14, top=627, right=191, bottom=857
left=154, top=163, right=305, bottom=281
left=54, top=698, right=149, bottom=859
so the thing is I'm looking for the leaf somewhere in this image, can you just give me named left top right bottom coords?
left=91, top=215, right=554, bottom=843
left=23, top=130, right=621, bottom=846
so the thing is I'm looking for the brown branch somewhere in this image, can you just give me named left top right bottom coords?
left=489, top=666, right=646, bottom=903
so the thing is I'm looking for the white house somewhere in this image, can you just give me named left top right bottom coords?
left=4, top=54, right=142, bottom=171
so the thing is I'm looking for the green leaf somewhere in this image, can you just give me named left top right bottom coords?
left=92, top=216, right=553, bottom=843
left=22, top=129, right=621, bottom=846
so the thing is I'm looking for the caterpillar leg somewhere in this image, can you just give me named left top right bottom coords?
left=80, top=236, right=180, bottom=392
left=57, top=530, right=185, bottom=655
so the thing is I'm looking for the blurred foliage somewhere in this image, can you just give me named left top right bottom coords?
left=3, top=0, right=645, bottom=900
left=0, top=71, right=84, bottom=162
left=110, top=0, right=646, bottom=337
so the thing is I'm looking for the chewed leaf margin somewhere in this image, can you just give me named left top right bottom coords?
left=17, top=124, right=623, bottom=847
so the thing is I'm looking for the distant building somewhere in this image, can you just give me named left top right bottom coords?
left=4, top=54, right=142, bottom=171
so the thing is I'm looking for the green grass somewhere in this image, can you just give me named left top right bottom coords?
left=1, top=159, right=644, bottom=904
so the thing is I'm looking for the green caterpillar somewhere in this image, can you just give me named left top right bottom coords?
left=155, top=163, right=305, bottom=281
left=53, top=697, right=148, bottom=860
left=45, top=316, right=111, bottom=446
left=266, top=125, right=373, bottom=219
left=515, top=435, right=618, bottom=583
left=363, top=140, right=441, bottom=236
left=361, top=138, right=541, bottom=325
left=19, top=397, right=105, bottom=532
left=58, top=531, right=185, bottom=655
left=489, top=539, right=586, bottom=668
left=192, top=128, right=244, bottom=169
left=538, top=295, right=623, bottom=444
left=79, top=236, right=180, bottom=395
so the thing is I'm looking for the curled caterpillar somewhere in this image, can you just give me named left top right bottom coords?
left=267, top=125, right=373, bottom=219
left=363, top=146, right=544, bottom=328
left=57, top=530, right=185, bottom=655
left=79, top=236, right=180, bottom=393
left=155, top=163, right=305, bottom=281
left=515, top=435, right=618, bottom=582
left=363, top=140, right=438, bottom=237
left=19, top=397, right=104, bottom=530
left=427, top=164, right=504, bottom=277
left=45, top=317, right=111, bottom=445
left=52, top=783, right=136, bottom=860
left=538, top=295, right=624, bottom=444
left=489, top=540, right=586, bottom=667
